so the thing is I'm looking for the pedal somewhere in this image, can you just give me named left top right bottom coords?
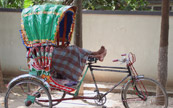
left=25, top=100, right=32, bottom=106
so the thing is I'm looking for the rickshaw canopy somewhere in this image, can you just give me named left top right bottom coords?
left=21, top=4, right=76, bottom=47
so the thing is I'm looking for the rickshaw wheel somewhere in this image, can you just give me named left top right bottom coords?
left=4, top=79, right=52, bottom=108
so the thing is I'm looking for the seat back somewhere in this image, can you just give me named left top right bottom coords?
left=27, top=45, right=54, bottom=73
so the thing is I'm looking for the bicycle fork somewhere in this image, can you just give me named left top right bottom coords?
left=122, top=75, right=148, bottom=102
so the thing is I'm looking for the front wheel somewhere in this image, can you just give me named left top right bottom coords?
left=121, top=77, right=168, bottom=108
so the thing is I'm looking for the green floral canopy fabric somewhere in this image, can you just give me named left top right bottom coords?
left=21, top=4, right=76, bottom=47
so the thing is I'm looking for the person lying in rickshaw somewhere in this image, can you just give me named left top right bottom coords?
left=51, top=45, right=107, bottom=87
left=20, top=4, right=107, bottom=87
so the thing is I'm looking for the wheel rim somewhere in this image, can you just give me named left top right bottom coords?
left=122, top=77, right=168, bottom=108
left=5, top=80, right=52, bottom=108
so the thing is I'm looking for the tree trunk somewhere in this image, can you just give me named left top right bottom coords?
left=0, top=61, right=6, bottom=92
left=73, top=0, right=83, bottom=95
left=156, top=0, right=169, bottom=105
left=74, top=0, right=83, bottom=48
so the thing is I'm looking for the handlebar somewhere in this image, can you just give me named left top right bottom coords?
left=87, top=52, right=136, bottom=65
left=112, top=52, right=136, bottom=66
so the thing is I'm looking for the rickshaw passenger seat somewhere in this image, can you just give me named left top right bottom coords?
left=27, top=45, right=79, bottom=88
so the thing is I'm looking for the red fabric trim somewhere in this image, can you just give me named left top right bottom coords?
left=49, top=77, right=75, bottom=92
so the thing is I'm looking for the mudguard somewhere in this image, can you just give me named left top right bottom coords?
left=7, top=74, right=50, bottom=91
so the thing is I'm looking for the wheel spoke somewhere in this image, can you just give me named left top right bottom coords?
left=122, top=77, right=168, bottom=108
left=4, top=80, right=52, bottom=108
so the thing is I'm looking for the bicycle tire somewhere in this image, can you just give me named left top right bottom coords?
left=4, top=79, right=52, bottom=108
left=121, top=77, right=168, bottom=108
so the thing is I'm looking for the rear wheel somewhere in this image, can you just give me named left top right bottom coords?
left=122, top=77, right=168, bottom=108
left=4, top=79, right=52, bottom=108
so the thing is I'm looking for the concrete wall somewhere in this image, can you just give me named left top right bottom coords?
left=0, top=10, right=173, bottom=86
left=82, top=11, right=173, bottom=87
left=0, top=11, right=27, bottom=80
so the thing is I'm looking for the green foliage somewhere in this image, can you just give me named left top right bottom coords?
left=83, top=0, right=115, bottom=10
left=0, top=0, right=24, bottom=9
left=0, top=0, right=148, bottom=11
left=0, top=1, right=2, bottom=7
left=0, top=0, right=65, bottom=9
left=82, top=0, right=148, bottom=11
left=32, top=0, right=63, bottom=5
left=0, top=0, right=5, bottom=8
left=24, top=0, right=33, bottom=8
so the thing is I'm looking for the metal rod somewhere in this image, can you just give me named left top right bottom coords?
left=91, top=65, right=127, bottom=69
left=92, top=68, right=129, bottom=73
left=38, top=96, right=96, bottom=102
left=89, top=64, right=100, bottom=95
left=102, top=74, right=130, bottom=97
left=74, top=66, right=89, bottom=96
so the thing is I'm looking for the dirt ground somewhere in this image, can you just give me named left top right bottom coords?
left=1, top=92, right=123, bottom=108
left=0, top=82, right=173, bottom=108
left=1, top=90, right=173, bottom=108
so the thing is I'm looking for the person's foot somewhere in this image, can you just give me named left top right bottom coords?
left=98, top=48, right=107, bottom=62
left=96, top=46, right=106, bottom=54
left=93, top=46, right=107, bottom=62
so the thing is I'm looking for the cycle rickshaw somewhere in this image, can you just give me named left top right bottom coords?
left=4, top=4, right=168, bottom=108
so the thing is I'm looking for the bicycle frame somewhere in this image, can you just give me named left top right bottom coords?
left=35, top=55, right=149, bottom=106
left=40, top=64, right=131, bottom=103
left=62, top=60, right=134, bottom=99
left=37, top=53, right=144, bottom=103
left=84, top=62, right=132, bottom=98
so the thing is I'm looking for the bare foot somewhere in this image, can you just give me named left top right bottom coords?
left=97, top=46, right=106, bottom=54
left=99, top=48, right=107, bottom=62
left=92, top=46, right=107, bottom=62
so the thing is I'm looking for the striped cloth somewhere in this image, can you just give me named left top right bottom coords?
left=51, top=45, right=91, bottom=81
